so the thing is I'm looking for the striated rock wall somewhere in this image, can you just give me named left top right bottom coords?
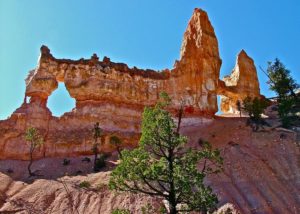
left=0, top=8, right=261, bottom=160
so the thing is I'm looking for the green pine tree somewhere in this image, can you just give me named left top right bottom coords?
left=267, top=59, right=299, bottom=127
left=109, top=93, right=223, bottom=214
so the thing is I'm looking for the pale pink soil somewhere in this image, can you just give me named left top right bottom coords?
left=0, top=117, right=299, bottom=214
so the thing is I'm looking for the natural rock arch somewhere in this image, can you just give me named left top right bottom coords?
left=0, top=8, right=261, bottom=160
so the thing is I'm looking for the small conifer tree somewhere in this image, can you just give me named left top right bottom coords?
left=25, top=127, right=44, bottom=176
left=109, top=93, right=223, bottom=213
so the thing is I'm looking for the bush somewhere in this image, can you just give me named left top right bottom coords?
left=63, top=158, right=71, bottom=166
left=6, top=168, right=14, bottom=174
left=141, top=203, right=156, bottom=214
left=94, top=153, right=106, bottom=171
left=111, top=208, right=131, bottom=214
left=79, top=181, right=91, bottom=188
left=95, top=182, right=107, bottom=192
left=81, top=157, right=91, bottom=163
left=76, top=170, right=83, bottom=175
left=243, top=96, right=269, bottom=131
left=278, top=96, right=296, bottom=127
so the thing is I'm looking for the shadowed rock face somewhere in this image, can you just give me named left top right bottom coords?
left=0, top=8, right=260, bottom=160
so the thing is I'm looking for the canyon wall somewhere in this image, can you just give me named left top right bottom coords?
left=0, top=8, right=261, bottom=160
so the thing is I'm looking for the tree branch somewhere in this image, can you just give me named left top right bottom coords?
left=201, top=159, right=207, bottom=173
left=119, top=182, right=163, bottom=197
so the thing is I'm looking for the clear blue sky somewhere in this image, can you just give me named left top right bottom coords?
left=1, top=0, right=299, bottom=118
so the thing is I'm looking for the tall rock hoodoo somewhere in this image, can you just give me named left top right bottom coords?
left=174, top=8, right=222, bottom=113
left=218, top=50, right=260, bottom=113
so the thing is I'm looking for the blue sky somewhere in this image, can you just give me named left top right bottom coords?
left=0, top=0, right=299, bottom=118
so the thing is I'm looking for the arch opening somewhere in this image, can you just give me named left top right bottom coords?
left=47, top=83, right=75, bottom=117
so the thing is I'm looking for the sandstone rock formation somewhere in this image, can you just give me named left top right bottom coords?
left=218, top=50, right=260, bottom=113
left=0, top=8, right=261, bottom=160
left=1, top=8, right=299, bottom=214
left=26, top=8, right=221, bottom=116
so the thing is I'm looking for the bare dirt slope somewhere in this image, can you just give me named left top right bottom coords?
left=0, top=171, right=161, bottom=214
left=0, top=117, right=299, bottom=214
left=182, top=117, right=300, bottom=214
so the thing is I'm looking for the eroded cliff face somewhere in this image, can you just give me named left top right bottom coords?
left=0, top=8, right=261, bottom=160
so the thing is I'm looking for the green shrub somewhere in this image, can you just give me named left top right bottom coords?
left=243, top=96, right=269, bottom=131
left=79, top=181, right=91, bottom=188
left=141, top=203, right=155, bottom=214
left=94, top=153, right=106, bottom=171
left=81, top=157, right=91, bottom=163
left=63, top=158, right=71, bottom=166
left=95, top=182, right=107, bottom=191
left=111, top=208, right=131, bottom=214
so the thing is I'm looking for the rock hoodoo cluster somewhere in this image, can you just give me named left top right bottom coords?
left=0, top=8, right=261, bottom=160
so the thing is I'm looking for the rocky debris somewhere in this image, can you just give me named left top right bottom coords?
left=219, top=50, right=261, bottom=113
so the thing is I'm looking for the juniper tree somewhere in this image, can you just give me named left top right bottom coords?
left=243, top=96, right=269, bottom=131
left=267, top=58, right=298, bottom=99
left=25, top=127, right=44, bottom=176
left=266, top=59, right=299, bottom=127
left=109, top=93, right=223, bottom=214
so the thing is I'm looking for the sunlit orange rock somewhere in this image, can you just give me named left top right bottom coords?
left=0, top=9, right=260, bottom=160
left=26, top=8, right=221, bottom=116
left=218, top=50, right=261, bottom=113
left=0, top=8, right=224, bottom=160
